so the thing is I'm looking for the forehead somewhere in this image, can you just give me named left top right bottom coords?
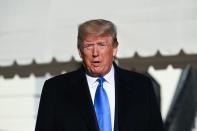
left=83, top=34, right=113, bottom=42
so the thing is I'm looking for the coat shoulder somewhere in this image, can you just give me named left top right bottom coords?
left=116, top=66, right=151, bottom=83
left=46, top=68, right=83, bottom=83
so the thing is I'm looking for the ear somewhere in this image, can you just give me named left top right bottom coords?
left=113, top=47, right=118, bottom=57
left=78, top=48, right=83, bottom=58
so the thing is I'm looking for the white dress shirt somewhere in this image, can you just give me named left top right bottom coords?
left=86, top=65, right=115, bottom=130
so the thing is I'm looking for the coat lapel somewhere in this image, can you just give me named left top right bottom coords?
left=114, top=64, right=135, bottom=131
left=73, top=67, right=99, bottom=131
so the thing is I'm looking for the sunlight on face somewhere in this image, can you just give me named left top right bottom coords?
left=79, top=35, right=117, bottom=77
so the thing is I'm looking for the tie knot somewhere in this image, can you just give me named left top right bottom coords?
left=97, top=76, right=105, bottom=84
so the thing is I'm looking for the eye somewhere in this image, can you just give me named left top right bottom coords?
left=83, top=44, right=94, bottom=49
left=98, top=42, right=107, bottom=47
left=99, top=42, right=105, bottom=46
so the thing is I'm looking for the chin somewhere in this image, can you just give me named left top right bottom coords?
left=90, top=71, right=103, bottom=77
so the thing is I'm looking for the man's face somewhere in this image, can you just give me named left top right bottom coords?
left=79, top=34, right=118, bottom=77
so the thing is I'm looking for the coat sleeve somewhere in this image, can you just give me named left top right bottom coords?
left=35, top=80, right=56, bottom=131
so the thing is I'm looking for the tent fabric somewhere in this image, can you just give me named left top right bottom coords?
left=1, top=0, right=197, bottom=66
left=165, top=65, right=197, bottom=131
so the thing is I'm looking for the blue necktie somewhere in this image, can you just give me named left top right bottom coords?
left=94, top=76, right=112, bottom=131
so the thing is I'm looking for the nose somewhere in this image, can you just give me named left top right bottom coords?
left=92, top=45, right=99, bottom=57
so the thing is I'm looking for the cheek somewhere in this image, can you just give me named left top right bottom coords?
left=82, top=53, right=92, bottom=64
left=107, top=49, right=116, bottom=58
left=80, top=51, right=89, bottom=59
left=102, top=52, right=114, bottom=64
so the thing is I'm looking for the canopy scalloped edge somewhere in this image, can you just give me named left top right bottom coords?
left=0, top=50, right=197, bottom=78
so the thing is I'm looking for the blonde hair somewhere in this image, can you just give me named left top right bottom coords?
left=77, top=19, right=118, bottom=49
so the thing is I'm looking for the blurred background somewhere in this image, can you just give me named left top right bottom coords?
left=0, top=0, right=197, bottom=131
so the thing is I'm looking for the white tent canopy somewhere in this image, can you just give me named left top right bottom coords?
left=0, top=0, right=197, bottom=66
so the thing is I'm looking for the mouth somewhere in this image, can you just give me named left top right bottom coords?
left=92, top=61, right=101, bottom=67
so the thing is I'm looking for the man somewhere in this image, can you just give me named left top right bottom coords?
left=35, top=19, right=164, bottom=131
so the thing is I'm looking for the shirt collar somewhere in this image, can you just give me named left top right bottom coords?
left=86, top=65, right=115, bottom=87
left=103, top=65, right=114, bottom=84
